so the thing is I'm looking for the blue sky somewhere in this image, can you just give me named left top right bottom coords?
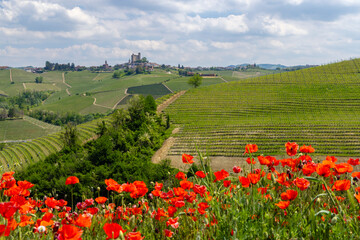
left=0, top=0, right=360, bottom=67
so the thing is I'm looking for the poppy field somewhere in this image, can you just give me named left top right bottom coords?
left=165, top=58, right=360, bottom=157
left=1, top=143, right=360, bottom=239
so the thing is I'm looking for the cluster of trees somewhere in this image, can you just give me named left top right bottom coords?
left=35, top=76, right=43, bottom=83
left=44, top=61, right=76, bottom=71
left=0, top=90, right=53, bottom=121
left=28, top=109, right=104, bottom=126
left=112, top=66, right=151, bottom=79
left=0, top=107, right=24, bottom=120
left=188, top=74, right=203, bottom=88
left=16, top=95, right=174, bottom=202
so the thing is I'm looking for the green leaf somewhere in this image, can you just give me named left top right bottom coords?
left=304, top=176, right=321, bottom=182
left=315, top=210, right=331, bottom=216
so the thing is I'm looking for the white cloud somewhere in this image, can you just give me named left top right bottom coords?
left=262, top=16, right=308, bottom=36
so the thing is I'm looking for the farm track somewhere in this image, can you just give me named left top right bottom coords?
left=157, top=90, right=186, bottom=114
left=113, top=88, right=128, bottom=109
left=9, top=69, right=13, bottom=82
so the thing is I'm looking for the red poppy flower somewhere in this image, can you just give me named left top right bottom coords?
left=275, top=201, right=290, bottom=209
left=103, top=223, right=126, bottom=240
left=58, top=224, right=83, bottom=240
left=195, top=171, right=206, bottom=178
left=248, top=173, right=260, bottom=185
left=232, top=166, right=241, bottom=173
left=299, top=145, right=315, bottom=153
left=182, top=154, right=194, bottom=164
left=285, top=142, right=298, bottom=156
left=294, top=178, right=310, bottom=191
left=332, top=180, right=351, bottom=191
left=214, top=169, right=229, bottom=182
left=175, top=172, right=186, bottom=180
left=166, top=217, right=179, bottom=229
left=95, top=197, right=108, bottom=204
left=164, top=229, right=174, bottom=238
left=244, top=144, right=258, bottom=154
left=193, top=184, right=207, bottom=196
left=65, top=176, right=79, bottom=185
left=280, top=189, right=298, bottom=201
left=316, top=164, right=331, bottom=177
left=223, top=180, right=231, bottom=187
left=348, top=158, right=360, bottom=166
left=334, top=163, right=353, bottom=175
left=75, top=214, right=92, bottom=228
left=239, top=176, right=250, bottom=188
left=246, top=158, right=256, bottom=164
left=125, top=231, right=144, bottom=240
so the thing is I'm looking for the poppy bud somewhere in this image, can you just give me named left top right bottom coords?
left=354, top=177, right=359, bottom=182
left=155, top=228, right=159, bottom=233
left=148, top=193, right=154, bottom=200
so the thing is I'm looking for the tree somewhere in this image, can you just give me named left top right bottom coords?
left=35, top=76, right=43, bottom=83
left=135, top=65, right=144, bottom=74
left=188, top=74, right=202, bottom=88
left=62, top=123, right=80, bottom=149
left=112, top=70, right=121, bottom=78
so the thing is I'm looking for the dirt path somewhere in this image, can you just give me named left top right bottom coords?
left=66, top=88, right=71, bottom=96
left=23, top=83, right=26, bottom=90
left=220, top=77, right=228, bottom=83
left=152, top=128, right=179, bottom=164
left=162, top=83, right=174, bottom=93
left=92, top=97, right=113, bottom=109
left=157, top=90, right=186, bottom=114
left=9, top=69, right=13, bottom=82
left=112, top=89, right=128, bottom=109
left=62, top=72, right=71, bottom=88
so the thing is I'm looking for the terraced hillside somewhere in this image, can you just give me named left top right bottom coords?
left=0, top=116, right=113, bottom=173
left=165, top=59, right=360, bottom=157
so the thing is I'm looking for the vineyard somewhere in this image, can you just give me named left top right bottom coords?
left=0, top=115, right=113, bottom=173
left=165, top=59, right=360, bottom=157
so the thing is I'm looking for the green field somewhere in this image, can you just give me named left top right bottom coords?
left=0, top=117, right=60, bottom=141
left=165, top=59, right=360, bottom=157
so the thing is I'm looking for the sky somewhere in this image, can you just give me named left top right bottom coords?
left=0, top=0, right=360, bottom=67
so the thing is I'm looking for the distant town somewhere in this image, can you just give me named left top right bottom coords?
left=0, top=52, right=318, bottom=74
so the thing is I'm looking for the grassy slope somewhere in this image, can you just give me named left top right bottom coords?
left=0, top=117, right=60, bottom=141
left=165, top=59, right=360, bottom=156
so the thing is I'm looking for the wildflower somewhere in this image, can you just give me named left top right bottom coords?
left=246, top=158, right=256, bottom=164
left=316, top=164, right=331, bottom=177
left=95, top=197, right=108, bottom=204
left=299, top=145, right=315, bottom=153
left=275, top=201, right=290, bottom=209
left=182, top=154, right=194, bottom=164
left=239, top=176, right=250, bottom=188
left=280, top=189, right=298, bottom=201
left=294, top=178, right=310, bottom=191
left=175, top=172, right=186, bottom=180
left=248, top=173, right=260, bottom=185
left=103, top=223, right=126, bottom=240
left=164, top=229, right=174, bottom=237
left=348, top=158, right=360, bottom=166
left=125, top=231, right=144, bottom=240
left=75, top=214, right=92, bottom=228
left=214, top=169, right=229, bottom=182
left=244, top=144, right=258, bottom=154
left=58, top=224, right=83, bottom=240
left=223, top=180, right=231, bottom=187
left=334, top=163, right=353, bottom=175
left=65, top=176, right=79, bottom=185
left=285, top=142, right=298, bottom=156
left=195, top=171, right=206, bottom=178
left=232, top=166, right=241, bottom=173
left=332, top=180, right=351, bottom=191
left=166, top=217, right=179, bottom=229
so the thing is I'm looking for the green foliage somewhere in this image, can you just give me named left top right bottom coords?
left=28, top=109, right=104, bottom=126
left=188, top=73, right=202, bottom=88
left=35, top=76, right=43, bottom=83
left=62, top=122, right=80, bottom=149
left=16, top=95, right=174, bottom=202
